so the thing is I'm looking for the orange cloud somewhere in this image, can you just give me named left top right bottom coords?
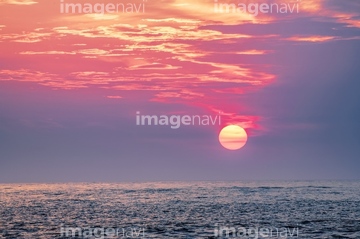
left=286, top=35, right=336, bottom=42
left=0, top=0, right=37, bottom=5
left=2, top=0, right=358, bottom=133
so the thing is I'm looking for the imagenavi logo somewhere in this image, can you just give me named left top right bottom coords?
left=214, top=0, right=301, bottom=16
left=136, top=111, right=221, bottom=129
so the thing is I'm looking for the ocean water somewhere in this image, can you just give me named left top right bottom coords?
left=0, top=181, right=359, bottom=239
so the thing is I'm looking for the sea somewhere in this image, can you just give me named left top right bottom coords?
left=0, top=181, right=359, bottom=239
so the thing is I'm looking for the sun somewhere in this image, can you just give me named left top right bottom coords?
left=218, top=125, right=248, bottom=150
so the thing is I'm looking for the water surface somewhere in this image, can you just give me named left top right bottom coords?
left=0, top=181, right=359, bottom=238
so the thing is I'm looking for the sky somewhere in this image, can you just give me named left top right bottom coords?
left=0, top=0, right=359, bottom=182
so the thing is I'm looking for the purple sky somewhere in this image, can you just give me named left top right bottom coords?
left=0, top=0, right=360, bottom=182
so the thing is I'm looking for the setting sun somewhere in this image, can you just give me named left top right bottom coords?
left=218, top=125, right=248, bottom=150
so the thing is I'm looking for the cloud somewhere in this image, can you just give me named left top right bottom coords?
left=286, top=35, right=336, bottom=42
left=20, top=51, right=76, bottom=55
left=1, top=0, right=359, bottom=133
left=0, top=32, right=51, bottom=43
left=0, top=0, right=37, bottom=5
left=106, top=95, right=123, bottom=99
left=129, top=63, right=182, bottom=70
left=0, top=69, right=86, bottom=89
